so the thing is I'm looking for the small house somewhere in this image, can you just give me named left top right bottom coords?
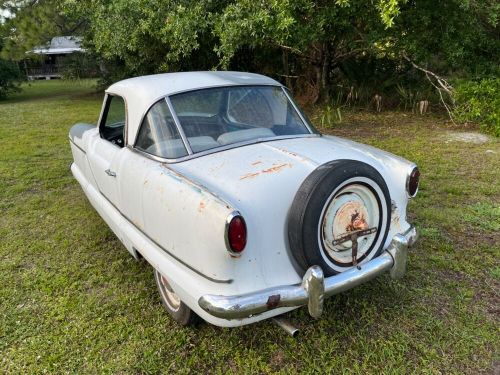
left=26, top=36, right=83, bottom=80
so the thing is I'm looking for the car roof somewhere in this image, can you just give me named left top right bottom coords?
left=106, top=71, right=282, bottom=144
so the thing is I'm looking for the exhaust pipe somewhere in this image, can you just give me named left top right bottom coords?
left=273, top=317, right=299, bottom=338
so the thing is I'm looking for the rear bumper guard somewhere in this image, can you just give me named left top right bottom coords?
left=198, top=226, right=418, bottom=319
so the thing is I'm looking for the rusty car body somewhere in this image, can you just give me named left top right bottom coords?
left=69, top=71, right=419, bottom=327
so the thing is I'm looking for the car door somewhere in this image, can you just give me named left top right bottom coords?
left=130, top=98, right=192, bottom=247
left=87, top=94, right=126, bottom=208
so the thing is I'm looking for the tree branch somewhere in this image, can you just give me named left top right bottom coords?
left=335, top=47, right=366, bottom=60
left=274, top=43, right=307, bottom=58
left=402, top=53, right=456, bottom=123
left=402, top=53, right=454, bottom=94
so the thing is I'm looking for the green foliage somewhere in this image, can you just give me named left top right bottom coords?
left=57, top=0, right=403, bottom=101
left=453, top=78, right=500, bottom=137
left=61, top=0, right=220, bottom=76
left=60, top=52, right=99, bottom=80
left=0, top=59, right=23, bottom=99
left=320, top=105, right=343, bottom=128
left=391, top=0, right=500, bottom=76
left=0, top=0, right=84, bottom=60
left=1, top=0, right=499, bottom=134
left=0, top=27, right=23, bottom=99
left=396, top=84, right=421, bottom=111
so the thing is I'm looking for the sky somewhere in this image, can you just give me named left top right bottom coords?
left=1, top=8, right=12, bottom=22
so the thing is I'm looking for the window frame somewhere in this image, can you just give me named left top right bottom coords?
left=98, top=93, right=128, bottom=147
left=130, top=84, right=319, bottom=164
left=133, top=97, right=191, bottom=159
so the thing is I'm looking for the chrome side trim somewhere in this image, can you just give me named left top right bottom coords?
left=198, top=226, right=417, bottom=319
left=69, top=138, right=86, bottom=154
left=127, top=133, right=320, bottom=164
left=97, top=188, right=233, bottom=284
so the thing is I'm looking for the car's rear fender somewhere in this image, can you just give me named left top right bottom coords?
left=69, top=124, right=99, bottom=187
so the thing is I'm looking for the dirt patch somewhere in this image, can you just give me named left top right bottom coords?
left=444, top=132, right=491, bottom=144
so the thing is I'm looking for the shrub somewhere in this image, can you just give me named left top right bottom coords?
left=61, top=52, right=99, bottom=80
left=453, top=78, right=500, bottom=137
left=0, top=59, right=23, bottom=99
left=319, top=105, right=342, bottom=128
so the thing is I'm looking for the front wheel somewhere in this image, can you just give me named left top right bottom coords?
left=153, top=269, right=199, bottom=326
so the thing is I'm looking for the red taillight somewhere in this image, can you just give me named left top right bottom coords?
left=407, top=167, right=420, bottom=197
left=227, top=215, right=247, bottom=254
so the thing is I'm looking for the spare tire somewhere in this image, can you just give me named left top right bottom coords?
left=288, top=160, right=391, bottom=276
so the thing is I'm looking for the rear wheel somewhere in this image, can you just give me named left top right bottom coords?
left=288, top=160, right=391, bottom=276
left=153, top=269, right=199, bottom=326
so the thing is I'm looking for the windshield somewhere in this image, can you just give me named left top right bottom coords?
left=168, top=86, right=311, bottom=153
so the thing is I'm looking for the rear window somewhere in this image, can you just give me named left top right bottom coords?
left=168, top=86, right=310, bottom=153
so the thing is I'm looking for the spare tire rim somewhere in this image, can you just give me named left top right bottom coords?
left=157, top=273, right=181, bottom=312
left=320, top=184, right=380, bottom=265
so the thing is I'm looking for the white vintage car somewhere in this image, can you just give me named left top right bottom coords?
left=69, top=71, right=419, bottom=330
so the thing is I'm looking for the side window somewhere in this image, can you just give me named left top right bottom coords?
left=135, top=99, right=188, bottom=159
left=100, top=95, right=126, bottom=147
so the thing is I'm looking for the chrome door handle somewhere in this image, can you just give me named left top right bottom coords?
left=105, top=169, right=116, bottom=177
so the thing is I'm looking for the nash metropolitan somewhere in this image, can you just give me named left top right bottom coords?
left=69, top=71, right=419, bottom=329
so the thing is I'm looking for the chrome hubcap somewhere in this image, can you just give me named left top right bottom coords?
left=321, top=184, right=380, bottom=264
left=157, top=273, right=181, bottom=311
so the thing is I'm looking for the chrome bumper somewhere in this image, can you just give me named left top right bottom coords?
left=198, top=226, right=418, bottom=320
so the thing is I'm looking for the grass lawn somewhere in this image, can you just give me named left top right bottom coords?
left=1, top=80, right=498, bottom=374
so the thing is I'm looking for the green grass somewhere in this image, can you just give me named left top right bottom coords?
left=1, top=81, right=499, bottom=374
left=4, top=79, right=98, bottom=104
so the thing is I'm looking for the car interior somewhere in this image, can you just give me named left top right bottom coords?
left=100, top=95, right=127, bottom=147
left=101, top=121, right=125, bottom=147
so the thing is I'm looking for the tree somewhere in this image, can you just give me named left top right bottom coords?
left=213, top=0, right=404, bottom=102
left=59, top=0, right=403, bottom=101
left=2, top=0, right=497, bottom=111
left=391, top=0, right=499, bottom=77
left=61, top=0, right=222, bottom=79
left=0, top=0, right=85, bottom=60
left=0, top=23, right=22, bottom=99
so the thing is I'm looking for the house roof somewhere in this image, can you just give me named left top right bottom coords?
left=31, top=36, right=83, bottom=55
left=106, top=71, right=282, bottom=143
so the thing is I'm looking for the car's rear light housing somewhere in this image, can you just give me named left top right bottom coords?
left=225, top=212, right=247, bottom=256
left=406, top=166, right=420, bottom=198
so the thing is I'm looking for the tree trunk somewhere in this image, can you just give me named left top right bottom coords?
left=311, top=42, right=330, bottom=104
left=282, top=50, right=291, bottom=89
left=321, top=44, right=330, bottom=102
left=23, top=60, right=29, bottom=78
